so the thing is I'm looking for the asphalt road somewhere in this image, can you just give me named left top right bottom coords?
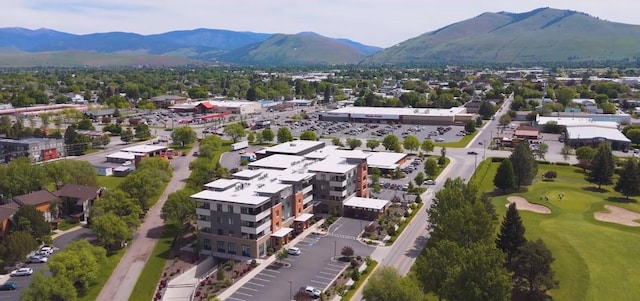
left=0, top=226, right=92, bottom=301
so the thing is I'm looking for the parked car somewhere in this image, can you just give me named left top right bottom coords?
left=38, top=246, right=53, bottom=256
left=26, top=255, right=48, bottom=263
left=0, top=282, right=16, bottom=291
left=122, top=161, right=132, bottom=166
left=305, top=286, right=322, bottom=298
left=10, top=268, right=33, bottom=277
left=425, top=180, right=436, bottom=185
left=288, top=247, right=301, bottom=255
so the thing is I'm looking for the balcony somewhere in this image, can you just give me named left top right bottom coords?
left=197, top=220, right=211, bottom=229
left=241, top=209, right=270, bottom=223
left=241, top=222, right=270, bottom=235
left=329, top=190, right=347, bottom=197
left=303, top=195, right=313, bottom=205
left=302, top=185, right=313, bottom=195
left=329, top=180, right=347, bottom=187
left=196, top=208, right=210, bottom=216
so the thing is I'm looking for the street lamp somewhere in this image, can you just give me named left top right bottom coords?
left=289, top=280, right=292, bottom=301
left=333, top=240, right=337, bottom=260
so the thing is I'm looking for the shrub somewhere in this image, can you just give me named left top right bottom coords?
left=221, top=279, right=232, bottom=288
left=251, top=259, right=258, bottom=267
left=351, top=269, right=360, bottom=281
left=556, top=162, right=570, bottom=166
left=351, top=259, right=359, bottom=268
left=216, top=267, right=225, bottom=280
left=491, top=157, right=506, bottom=162
left=341, top=246, right=354, bottom=257
left=387, top=226, right=397, bottom=236
left=364, top=224, right=376, bottom=233
left=537, top=160, right=552, bottom=165
left=543, top=170, right=558, bottom=179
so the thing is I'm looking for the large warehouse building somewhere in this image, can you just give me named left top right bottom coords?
left=318, top=106, right=474, bottom=125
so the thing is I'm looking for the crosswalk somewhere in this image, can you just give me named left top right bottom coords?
left=327, top=233, right=359, bottom=240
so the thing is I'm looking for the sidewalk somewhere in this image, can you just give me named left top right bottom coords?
left=162, top=256, right=216, bottom=301
left=217, top=221, right=325, bottom=301
left=51, top=223, right=86, bottom=240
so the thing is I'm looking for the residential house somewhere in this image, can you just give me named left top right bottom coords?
left=54, top=184, right=102, bottom=222
left=0, top=203, right=19, bottom=241
left=13, top=190, right=59, bottom=222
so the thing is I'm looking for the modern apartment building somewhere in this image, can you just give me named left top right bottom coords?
left=192, top=165, right=315, bottom=258
left=0, top=138, right=65, bottom=163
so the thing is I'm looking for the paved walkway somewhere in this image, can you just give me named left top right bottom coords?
left=96, top=145, right=196, bottom=301
left=162, top=256, right=217, bottom=301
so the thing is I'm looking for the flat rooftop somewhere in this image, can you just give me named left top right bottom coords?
left=307, top=156, right=358, bottom=174
left=248, top=154, right=309, bottom=170
left=326, top=106, right=467, bottom=117
left=120, top=145, right=168, bottom=154
left=566, top=126, right=630, bottom=142
left=106, top=151, right=136, bottom=160
left=536, top=116, right=618, bottom=128
left=343, top=197, right=390, bottom=211
left=305, top=146, right=404, bottom=170
left=261, top=140, right=325, bottom=155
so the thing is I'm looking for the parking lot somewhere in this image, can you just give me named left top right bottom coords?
left=226, top=218, right=375, bottom=301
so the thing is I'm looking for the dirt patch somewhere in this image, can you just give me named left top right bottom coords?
left=506, top=196, right=551, bottom=214
left=594, top=205, right=640, bottom=227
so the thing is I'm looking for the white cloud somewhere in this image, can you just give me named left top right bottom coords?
left=2, top=0, right=639, bottom=47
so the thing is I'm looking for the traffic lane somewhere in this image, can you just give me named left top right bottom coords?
left=0, top=272, right=37, bottom=301
left=328, top=218, right=369, bottom=238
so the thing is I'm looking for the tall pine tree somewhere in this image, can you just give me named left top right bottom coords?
left=511, top=239, right=559, bottom=299
left=510, top=140, right=538, bottom=187
left=614, top=157, right=640, bottom=199
left=494, top=159, right=517, bottom=193
left=496, top=203, right=527, bottom=266
left=586, top=142, right=615, bottom=189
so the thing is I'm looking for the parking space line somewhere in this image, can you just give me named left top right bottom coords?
left=246, top=282, right=265, bottom=287
left=328, top=263, right=346, bottom=268
left=235, top=291, right=253, bottom=297
left=316, top=275, right=334, bottom=280
left=252, top=277, right=271, bottom=282
left=319, top=271, right=334, bottom=276
left=264, top=267, right=281, bottom=273
left=226, top=296, right=246, bottom=301
left=311, top=279, right=329, bottom=285
left=239, top=286, right=259, bottom=292
left=258, top=272, right=276, bottom=278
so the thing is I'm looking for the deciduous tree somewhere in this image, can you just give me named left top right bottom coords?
left=48, top=240, right=105, bottom=294
left=423, top=158, right=438, bottom=177
left=366, top=139, right=380, bottom=151
left=300, top=130, right=317, bottom=141
left=224, top=123, right=246, bottom=143
left=13, top=205, right=51, bottom=239
left=382, top=134, right=400, bottom=151
left=421, top=139, right=435, bottom=155
left=403, top=135, right=420, bottom=154
left=20, top=273, right=78, bottom=301
left=91, top=212, right=131, bottom=249
left=261, top=128, right=274, bottom=142
left=162, top=189, right=196, bottom=239
left=363, top=267, right=424, bottom=301
left=511, top=239, right=559, bottom=299
left=277, top=127, right=293, bottom=143
left=171, top=127, right=197, bottom=146
left=0, top=231, right=38, bottom=264
left=347, top=138, right=362, bottom=150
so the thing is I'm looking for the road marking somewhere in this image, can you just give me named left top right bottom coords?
left=240, top=286, right=259, bottom=292
left=311, top=279, right=328, bottom=285
left=319, top=271, right=334, bottom=276
left=226, top=297, right=246, bottom=301
left=253, top=277, right=271, bottom=282
left=234, top=292, right=253, bottom=297
left=259, top=272, right=276, bottom=278
left=246, top=282, right=265, bottom=287
left=316, top=275, right=334, bottom=280
left=327, top=233, right=358, bottom=240
left=264, top=267, right=281, bottom=273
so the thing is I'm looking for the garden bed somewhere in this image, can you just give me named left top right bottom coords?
left=191, top=259, right=259, bottom=301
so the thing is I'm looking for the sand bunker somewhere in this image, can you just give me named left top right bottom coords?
left=594, top=205, right=640, bottom=227
left=506, top=196, right=551, bottom=214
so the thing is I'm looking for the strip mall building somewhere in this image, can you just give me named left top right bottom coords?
left=318, top=106, right=474, bottom=125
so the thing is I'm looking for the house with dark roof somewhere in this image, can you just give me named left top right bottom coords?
left=13, top=190, right=59, bottom=222
left=54, top=184, right=102, bottom=222
left=0, top=203, right=19, bottom=241
left=151, top=95, right=189, bottom=108
left=84, top=108, right=116, bottom=120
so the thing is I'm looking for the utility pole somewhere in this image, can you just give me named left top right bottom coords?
left=333, top=240, right=337, bottom=260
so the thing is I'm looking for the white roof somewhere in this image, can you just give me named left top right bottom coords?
left=278, top=172, right=314, bottom=182
left=327, top=106, right=466, bottom=117
left=191, top=189, right=271, bottom=206
left=121, top=145, right=167, bottom=154
left=248, top=154, right=308, bottom=170
left=204, top=179, right=239, bottom=190
left=366, top=151, right=407, bottom=170
left=566, top=126, right=630, bottom=142
left=307, top=156, right=358, bottom=174
left=234, top=169, right=264, bottom=179
left=262, top=140, right=325, bottom=155
left=294, top=213, right=314, bottom=222
left=343, top=197, right=390, bottom=211
left=271, top=227, right=293, bottom=237
left=305, top=146, right=403, bottom=170
left=536, top=116, right=618, bottom=128
left=107, top=151, right=135, bottom=160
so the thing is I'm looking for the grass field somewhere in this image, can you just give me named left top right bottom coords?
left=96, top=175, right=125, bottom=190
left=434, top=130, right=479, bottom=148
left=475, top=162, right=640, bottom=301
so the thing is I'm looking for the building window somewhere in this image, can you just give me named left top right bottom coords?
left=228, top=205, right=234, bottom=213
left=217, top=229, right=224, bottom=235
left=216, top=204, right=222, bottom=211
left=275, top=210, right=279, bottom=217
left=217, top=241, right=225, bottom=252
left=203, top=239, right=212, bottom=250
left=228, top=218, right=233, bottom=225
left=242, top=245, right=250, bottom=257
left=259, top=244, right=265, bottom=256
left=228, top=230, right=235, bottom=236
left=228, top=243, right=236, bottom=254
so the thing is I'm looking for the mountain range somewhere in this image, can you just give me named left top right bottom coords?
left=1, top=7, right=640, bottom=67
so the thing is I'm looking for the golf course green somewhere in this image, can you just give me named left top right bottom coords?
left=476, top=161, right=640, bottom=301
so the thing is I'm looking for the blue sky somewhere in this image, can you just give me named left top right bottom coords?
left=4, top=0, right=639, bottom=47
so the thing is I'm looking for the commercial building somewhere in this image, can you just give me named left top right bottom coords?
left=318, top=106, right=474, bottom=125
left=169, top=100, right=261, bottom=116
left=150, top=95, right=189, bottom=108
left=565, top=126, right=631, bottom=150
left=106, top=145, right=168, bottom=164
left=0, top=138, right=65, bottom=163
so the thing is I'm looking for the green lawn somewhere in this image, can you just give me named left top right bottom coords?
left=434, top=130, right=479, bottom=148
left=475, top=162, right=640, bottom=301
left=96, top=175, right=125, bottom=190
left=80, top=249, right=127, bottom=301
left=128, top=234, right=173, bottom=301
